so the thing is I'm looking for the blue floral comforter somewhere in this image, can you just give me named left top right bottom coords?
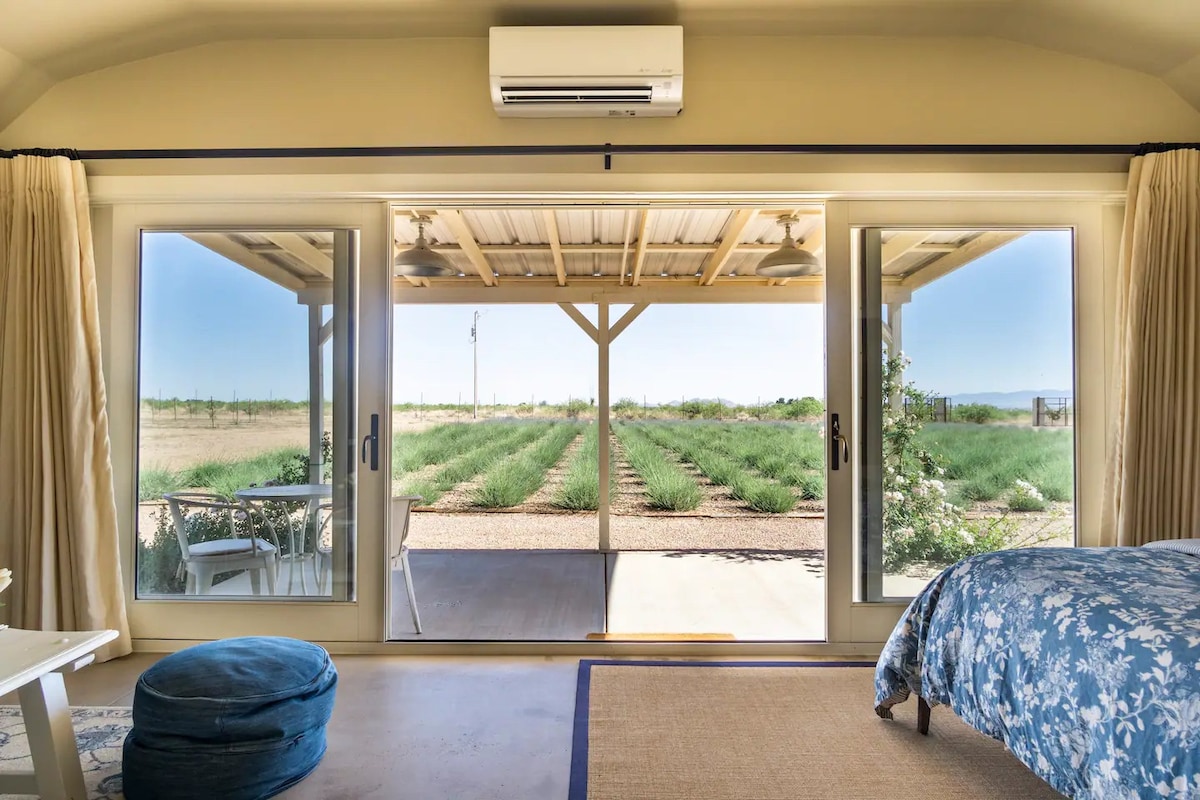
left=874, top=547, right=1200, bottom=799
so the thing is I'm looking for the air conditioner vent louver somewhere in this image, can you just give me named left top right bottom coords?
left=500, top=85, right=654, bottom=105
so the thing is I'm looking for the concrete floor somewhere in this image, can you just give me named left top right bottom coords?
left=1, top=654, right=580, bottom=800
left=213, top=549, right=829, bottom=641
left=389, top=550, right=826, bottom=641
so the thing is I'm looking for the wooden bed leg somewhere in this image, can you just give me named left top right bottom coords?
left=917, top=696, right=931, bottom=736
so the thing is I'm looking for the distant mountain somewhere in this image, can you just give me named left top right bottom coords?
left=949, top=390, right=1072, bottom=410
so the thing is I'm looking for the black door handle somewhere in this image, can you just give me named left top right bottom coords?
left=361, top=413, right=379, bottom=471
left=830, top=413, right=849, bottom=470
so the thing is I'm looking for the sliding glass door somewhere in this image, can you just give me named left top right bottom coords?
left=113, top=202, right=389, bottom=642
left=858, top=226, right=1077, bottom=600
left=839, top=201, right=1106, bottom=644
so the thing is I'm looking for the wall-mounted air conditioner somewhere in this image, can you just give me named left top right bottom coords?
left=489, top=26, right=683, bottom=118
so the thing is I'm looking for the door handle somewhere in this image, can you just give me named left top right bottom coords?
left=830, top=413, right=849, bottom=470
left=361, top=413, right=379, bottom=471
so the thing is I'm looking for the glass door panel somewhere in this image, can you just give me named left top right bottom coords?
left=136, top=229, right=358, bottom=601
left=857, top=227, right=1077, bottom=600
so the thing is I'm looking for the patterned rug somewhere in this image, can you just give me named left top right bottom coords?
left=0, top=706, right=129, bottom=799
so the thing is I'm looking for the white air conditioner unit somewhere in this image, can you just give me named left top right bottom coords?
left=489, top=26, right=683, bottom=118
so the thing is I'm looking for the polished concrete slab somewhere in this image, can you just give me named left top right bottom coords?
left=605, top=550, right=826, bottom=641
left=390, top=550, right=607, bottom=640
left=391, top=550, right=826, bottom=641
left=3, top=654, right=578, bottom=800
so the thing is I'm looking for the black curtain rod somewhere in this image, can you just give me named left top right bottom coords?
left=70, top=142, right=1200, bottom=160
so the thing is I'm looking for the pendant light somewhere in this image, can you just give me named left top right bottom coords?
left=394, top=215, right=457, bottom=277
left=754, top=215, right=821, bottom=277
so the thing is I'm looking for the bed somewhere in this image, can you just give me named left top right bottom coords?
left=874, top=544, right=1200, bottom=799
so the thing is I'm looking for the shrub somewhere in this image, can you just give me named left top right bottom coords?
left=139, top=465, right=183, bottom=501
left=274, top=432, right=332, bottom=485
left=955, top=403, right=1005, bottom=424
left=613, top=397, right=642, bottom=419
left=564, top=398, right=591, bottom=419
left=1007, top=479, right=1047, bottom=511
left=796, top=471, right=825, bottom=501
left=680, top=400, right=725, bottom=420
left=881, top=354, right=968, bottom=571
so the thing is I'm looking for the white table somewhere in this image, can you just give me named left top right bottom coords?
left=235, top=484, right=332, bottom=596
left=0, top=627, right=119, bottom=800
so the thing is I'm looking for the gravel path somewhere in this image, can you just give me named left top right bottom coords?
left=405, top=511, right=825, bottom=551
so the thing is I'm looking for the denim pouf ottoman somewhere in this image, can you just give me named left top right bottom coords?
left=122, top=636, right=337, bottom=800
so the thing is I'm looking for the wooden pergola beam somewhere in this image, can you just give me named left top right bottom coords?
left=542, top=210, right=568, bottom=287
left=184, top=233, right=306, bottom=292
left=264, top=232, right=333, bottom=278
left=629, top=210, right=651, bottom=286
left=609, top=303, right=649, bottom=342
left=900, top=231, right=1025, bottom=290
left=699, top=209, right=759, bottom=286
left=437, top=209, right=498, bottom=287
left=558, top=302, right=598, bottom=343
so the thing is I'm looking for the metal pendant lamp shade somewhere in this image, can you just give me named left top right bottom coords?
left=754, top=215, right=821, bottom=278
left=394, top=215, right=457, bottom=277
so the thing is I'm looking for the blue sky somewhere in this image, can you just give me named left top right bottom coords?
left=139, top=229, right=1073, bottom=404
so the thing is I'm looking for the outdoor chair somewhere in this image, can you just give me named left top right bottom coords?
left=163, top=491, right=280, bottom=595
left=316, top=495, right=422, bottom=631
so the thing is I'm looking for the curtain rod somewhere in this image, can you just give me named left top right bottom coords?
left=7, top=142, right=1198, bottom=168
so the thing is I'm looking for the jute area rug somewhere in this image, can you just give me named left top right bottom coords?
left=0, top=706, right=129, bottom=800
left=570, top=661, right=1064, bottom=800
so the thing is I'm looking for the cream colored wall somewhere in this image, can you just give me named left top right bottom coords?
left=2, top=35, right=1200, bottom=149
left=3, top=30, right=1161, bottom=649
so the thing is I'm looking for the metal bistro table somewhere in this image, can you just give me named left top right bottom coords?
left=0, top=627, right=120, bottom=800
left=235, top=484, right=332, bottom=596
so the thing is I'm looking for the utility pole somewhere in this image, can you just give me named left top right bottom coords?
left=471, top=310, right=480, bottom=420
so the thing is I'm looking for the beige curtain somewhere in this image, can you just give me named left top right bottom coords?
left=0, top=153, right=131, bottom=660
left=1101, top=147, right=1200, bottom=547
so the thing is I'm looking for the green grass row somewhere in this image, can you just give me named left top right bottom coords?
left=472, top=424, right=581, bottom=508
left=667, top=422, right=826, bottom=500
left=636, top=423, right=797, bottom=513
left=392, top=421, right=522, bottom=475
left=553, top=424, right=618, bottom=511
left=614, top=424, right=703, bottom=511
left=398, top=422, right=555, bottom=504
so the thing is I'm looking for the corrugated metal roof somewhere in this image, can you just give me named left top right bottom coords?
left=180, top=214, right=1022, bottom=297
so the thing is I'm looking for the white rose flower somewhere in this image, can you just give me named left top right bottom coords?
left=0, top=567, right=10, bottom=596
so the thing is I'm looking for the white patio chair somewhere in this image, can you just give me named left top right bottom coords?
left=316, top=496, right=422, bottom=630
left=163, top=491, right=279, bottom=595
left=390, top=495, right=423, bottom=633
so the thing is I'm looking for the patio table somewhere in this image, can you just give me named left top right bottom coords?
left=0, top=627, right=119, bottom=799
left=235, top=484, right=332, bottom=596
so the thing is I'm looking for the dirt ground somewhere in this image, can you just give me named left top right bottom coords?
left=138, top=408, right=459, bottom=470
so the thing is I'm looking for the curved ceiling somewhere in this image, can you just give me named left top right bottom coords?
left=2, top=0, right=1200, bottom=133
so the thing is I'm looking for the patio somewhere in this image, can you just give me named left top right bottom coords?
left=212, top=548, right=829, bottom=641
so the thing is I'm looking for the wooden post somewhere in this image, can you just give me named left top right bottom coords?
left=308, top=303, right=324, bottom=483
left=598, top=300, right=611, bottom=552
